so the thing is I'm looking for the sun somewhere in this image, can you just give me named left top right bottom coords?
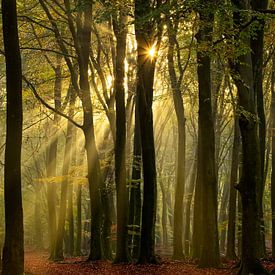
left=148, top=46, right=156, bottom=58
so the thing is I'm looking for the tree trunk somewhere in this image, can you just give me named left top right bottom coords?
left=226, top=120, right=240, bottom=260
left=34, top=187, right=43, bottom=250
left=128, top=100, right=142, bottom=260
left=271, top=52, right=275, bottom=258
left=184, top=154, right=196, bottom=257
left=219, top=179, right=230, bottom=255
left=160, top=181, right=168, bottom=248
left=135, top=0, right=160, bottom=263
left=67, top=182, right=74, bottom=256
left=54, top=89, right=75, bottom=260
left=251, top=0, right=269, bottom=257
left=47, top=58, right=62, bottom=259
left=1, top=0, right=24, bottom=272
left=77, top=3, right=103, bottom=260
left=167, top=17, right=186, bottom=261
left=113, top=13, right=130, bottom=263
left=75, top=183, right=82, bottom=256
left=194, top=5, right=220, bottom=267
left=231, top=2, right=268, bottom=272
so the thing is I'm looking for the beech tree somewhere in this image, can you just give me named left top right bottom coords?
left=134, top=0, right=163, bottom=263
left=1, top=0, right=24, bottom=273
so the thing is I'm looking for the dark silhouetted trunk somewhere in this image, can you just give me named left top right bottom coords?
left=231, top=2, right=268, bottom=273
left=251, top=0, right=268, bottom=257
left=1, top=0, right=24, bottom=273
left=135, top=0, right=161, bottom=263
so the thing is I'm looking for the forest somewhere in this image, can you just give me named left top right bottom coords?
left=0, top=0, right=275, bottom=274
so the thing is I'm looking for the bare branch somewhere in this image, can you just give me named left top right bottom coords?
left=22, top=76, right=83, bottom=129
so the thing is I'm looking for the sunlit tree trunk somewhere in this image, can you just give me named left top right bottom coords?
left=1, top=0, right=24, bottom=272
left=218, top=177, right=230, bottom=254
left=34, top=185, right=43, bottom=250
left=54, top=89, right=75, bottom=260
left=46, top=55, right=62, bottom=259
left=167, top=16, right=186, bottom=261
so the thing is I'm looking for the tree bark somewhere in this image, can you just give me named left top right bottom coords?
left=54, top=89, right=75, bottom=260
left=271, top=52, right=275, bottom=258
left=128, top=100, right=142, bottom=260
left=134, top=0, right=161, bottom=263
left=113, top=12, right=130, bottom=263
left=184, top=154, right=196, bottom=257
left=1, top=0, right=24, bottom=273
left=218, top=178, right=230, bottom=255
left=231, top=1, right=269, bottom=272
left=251, top=0, right=269, bottom=257
left=47, top=57, right=62, bottom=259
left=226, top=119, right=240, bottom=260
left=167, top=17, right=186, bottom=261
left=194, top=4, right=220, bottom=267
left=75, top=183, right=82, bottom=256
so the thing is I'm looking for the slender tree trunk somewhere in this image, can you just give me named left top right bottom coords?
left=219, top=179, right=230, bottom=254
left=128, top=103, right=142, bottom=259
left=75, top=183, right=82, bottom=256
left=99, top=129, right=113, bottom=260
left=34, top=187, right=43, bottom=250
left=226, top=120, right=240, bottom=260
left=160, top=181, right=168, bottom=248
left=47, top=56, right=62, bottom=259
left=67, top=182, right=74, bottom=256
left=1, top=0, right=24, bottom=272
left=271, top=53, right=275, bottom=258
left=184, top=154, right=196, bottom=257
left=167, top=18, right=186, bottom=261
left=54, top=90, right=75, bottom=260
left=67, top=125, right=76, bottom=256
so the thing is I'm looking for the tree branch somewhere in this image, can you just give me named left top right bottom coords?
left=22, top=76, right=83, bottom=129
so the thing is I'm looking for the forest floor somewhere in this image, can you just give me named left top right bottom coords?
left=24, top=250, right=275, bottom=274
left=24, top=250, right=235, bottom=275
